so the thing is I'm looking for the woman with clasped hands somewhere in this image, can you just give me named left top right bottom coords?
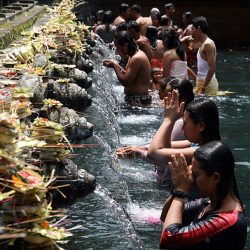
left=160, top=141, right=247, bottom=250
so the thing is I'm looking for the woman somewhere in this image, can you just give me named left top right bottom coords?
left=162, top=28, right=196, bottom=80
left=160, top=141, right=247, bottom=250
left=147, top=94, right=221, bottom=166
left=95, top=10, right=116, bottom=44
left=116, top=79, right=194, bottom=163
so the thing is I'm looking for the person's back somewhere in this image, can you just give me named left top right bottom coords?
left=124, top=49, right=151, bottom=96
left=95, top=10, right=116, bottom=44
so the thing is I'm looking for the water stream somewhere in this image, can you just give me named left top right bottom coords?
left=66, top=44, right=250, bottom=249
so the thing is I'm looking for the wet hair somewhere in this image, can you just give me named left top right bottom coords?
left=164, top=3, right=175, bottom=10
left=102, top=10, right=114, bottom=31
left=194, top=141, right=244, bottom=212
left=162, top=28, right=185, bottom=61
left=159, top=78, right=194, bottom=108
left=185, top=98, right=221, bottom=144
left=127, top=20, right=140, bottom=33
left=192, top=16, right=209, bottom=34
left=116, top=22, right=127, bottom=32
left=183, top=11, right=193, bottom=23
left=131, top=4, right=141, bottom=13
left=145, top=26, right=158, bottom=48
left=160, top=15, right=171, bottom=26
left=115, top=31, right=138, bottom=54
left=150, top=7, right=160, bottom=16
left=120, top=3, right=130, bottom=14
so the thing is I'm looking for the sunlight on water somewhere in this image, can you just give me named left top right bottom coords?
left=236, top=162, right=250, bottom=168
left=120, top=135, right=151, bottom=145
left=118, top=114, right=159, bottom=124
left=127, top=202, right=162, bottom=225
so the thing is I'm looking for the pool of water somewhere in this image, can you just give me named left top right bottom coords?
left=65, top=48, right=250, bottom=249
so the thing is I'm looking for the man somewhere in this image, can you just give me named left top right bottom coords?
left=127, top=20, right=152, bottom=62
left=103, top=31, right=152, bottom=106
left=130, top=4, right=151, bottom=36
left=113, top=3, right=130, bottom=26
left=192, top=16, right=218, bottom=95
left=163, top=3, right=175, bottom=27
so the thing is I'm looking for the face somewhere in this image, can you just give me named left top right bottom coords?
left=192, top=158, right=217, bottom=197
left=114, top=39, right=128, bottom=57
left=158, top=84, right=172, bottom=100
left=182, top=16, right=189, bottom=26
left=191, top=25, right=199, bottom=39
left=166, top=7, right=175, bottom=17
left=123, top=8, right=131, bottom=19
left=152, top=70, right=163, bottom=81
left=182, top=111, right=204, bottom=143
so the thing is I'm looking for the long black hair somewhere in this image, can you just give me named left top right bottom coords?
left=115, top=31, right=138, bottom=55
left=185, top=98, right=221, bottom=144
left=194, top=141, right=244, bottom=212
left=162, top=28, right=185, bottom=61
left=159, top=78, right=194, bottom=109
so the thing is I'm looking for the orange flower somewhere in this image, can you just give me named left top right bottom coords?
left=11, top=175, right=26, bottom=188
left=40, top=220, right=50, bottom=229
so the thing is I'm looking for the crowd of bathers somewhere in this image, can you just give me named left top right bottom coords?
left=90, top=3, right=247, bottom=250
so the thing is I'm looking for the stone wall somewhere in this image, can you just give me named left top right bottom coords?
left=88, top=0, right=250, bottom=48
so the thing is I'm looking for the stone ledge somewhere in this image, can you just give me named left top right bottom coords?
left=0, top=4, right=47, bottom=49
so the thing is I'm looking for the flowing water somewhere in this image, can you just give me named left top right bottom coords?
left=66, top=44, right=250, bottom=250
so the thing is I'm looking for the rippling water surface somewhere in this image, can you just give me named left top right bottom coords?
left=66, top=48, right=250, bottom=249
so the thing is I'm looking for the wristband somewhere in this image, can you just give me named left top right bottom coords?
left=172, top=189, right=188, bottom=199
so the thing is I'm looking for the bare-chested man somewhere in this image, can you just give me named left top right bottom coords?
left=127, top=20, right=152, bottom=62
left=192, top=16, right=218, bottom=95
left=130, top=4, right=151, bottom=36
left=113, top=3, right=130, bottom=27
left=103, top=31, right=152, bottom=105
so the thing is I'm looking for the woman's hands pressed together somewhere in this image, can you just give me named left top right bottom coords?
left=163, top=90, right=185, bottom=122
left=169, top=153, right=194, bottom=193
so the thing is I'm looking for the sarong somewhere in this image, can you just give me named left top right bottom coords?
left=195, top=78, right=219, bottom=96
left=124, top=93, right=152, bottom=106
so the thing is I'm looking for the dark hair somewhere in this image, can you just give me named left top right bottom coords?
left=185, top=98, right=221, bottom=144
left=102, top=10, right=114, bottom=31
left=131, top=4, right=141, bottom=13
left=160, top=78, right=194, bottom=108
left=183, top=11, right=193, bottom=23
left=162, top=28, right=185, bottom=61
left=164, top=3, right=175, bottom=10
left=160, top=15, right=170, bottom=26
left=194, top=141, right=244, bottom=212
left=127, top=20, right=140, bottom=33
left=151, top=67, right=161, bottom=77
left=146, top=26, right=158, bottom=48
left=192, top=16, right=209, bottom=34
left=115, top=31, right=138, bottom=54
left=116, top=22, right=127, bottom=32
left=120, top=3, right=130, bottom=14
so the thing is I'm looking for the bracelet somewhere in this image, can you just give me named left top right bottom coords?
left=172, top=189, right=188, bottom=199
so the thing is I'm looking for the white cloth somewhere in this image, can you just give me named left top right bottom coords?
left=197, top=49, right=216, bottom=81
left=169, top=60, right=187, bottom=79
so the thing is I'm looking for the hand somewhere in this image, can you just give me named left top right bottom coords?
left=169, top=153, right=193, bottom=193
left=116, top=146, right=146, bottom=158
left=103, top=59, right=116, bottom=68
left=163, top=90, right=184, bottom=121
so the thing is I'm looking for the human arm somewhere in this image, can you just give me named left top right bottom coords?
left=162, top=51, right=172, bottom=78
left=116, top=145, right=148, bottom=158
left=103, top=55, right=141, bottom=86
left=187, top=66, right=197, bottom=81
left=147, top=90, right=194, bottom=164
